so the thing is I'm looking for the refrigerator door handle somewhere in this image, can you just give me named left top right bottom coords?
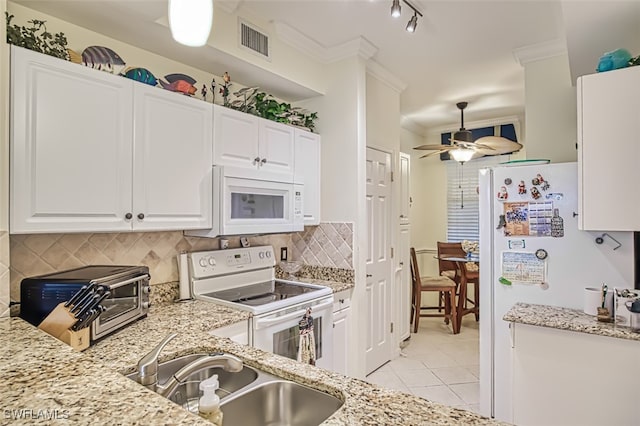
left=509, top=322, right=515, bottom=348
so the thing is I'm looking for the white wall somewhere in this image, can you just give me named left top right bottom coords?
left=299, top=56, right=367, bottom=378
left=1, top=0, right=10, bottom=317
left=524, top=54, right=578, bottom=162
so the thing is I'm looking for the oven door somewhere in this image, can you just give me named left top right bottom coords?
left=220, top=174, right=300, bottom=235
left=92, top=274, right=150, bottom=340
left=252, top=296, right=333, bottom=370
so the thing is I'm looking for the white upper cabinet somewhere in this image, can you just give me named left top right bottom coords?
left=399, top=152, right=410, bottom=225
left=577, top=66, right=640, bottom=231
left=212, top=104, right=260, bottom=169
left=294, top=130, right=321, bottom=225
left=213, top=104, right=294, bottom=182
left=10, top=46, right=212, bottom=233
left=11, top=46, right=134, bottom=233
left=133, top=85, right=212, bottom=231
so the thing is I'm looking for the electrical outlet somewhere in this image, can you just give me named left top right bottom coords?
left=280, top=247, right=288, bottom=261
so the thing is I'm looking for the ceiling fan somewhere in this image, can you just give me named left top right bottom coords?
left=414, top=101, right=523, bottom=161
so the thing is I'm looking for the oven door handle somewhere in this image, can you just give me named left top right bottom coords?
left=254, top=299, right=333, bottom=329
left=106, top=274, right=150, bottom=290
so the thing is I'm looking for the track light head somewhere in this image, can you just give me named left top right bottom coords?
left=406, top=13, right=418, bottom=32
left=391, top=0, right=401, bottom=18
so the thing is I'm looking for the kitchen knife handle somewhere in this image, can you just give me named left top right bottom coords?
left=64, top=285, right=87, bottom=307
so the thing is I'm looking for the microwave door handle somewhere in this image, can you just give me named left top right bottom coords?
left=254, top=299, right=334, bottom=329
left=107, top=274, right=151, bottom=290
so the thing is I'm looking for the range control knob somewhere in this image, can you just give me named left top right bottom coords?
left=142, top=301, right=151, bottom=310
left=199, top=258, right=208, bottom=267
left=142, top=286, right=151, bottom=294
left=208, top=257, right=216, bottom=266
left=265, top=251, right=272, bottom=258
left=259, top=252, right=265, bottom=259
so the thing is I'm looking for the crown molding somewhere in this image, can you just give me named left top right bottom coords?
left=366, top=60, right=407, bottom=94
left=274, top=21, right=378, bottom=64
left=216, top=1, right=242, bottom=15
left=512, top=39, right=567, bottom=66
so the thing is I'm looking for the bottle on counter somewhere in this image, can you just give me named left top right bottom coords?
left=198, top=374, right=223, bottom=426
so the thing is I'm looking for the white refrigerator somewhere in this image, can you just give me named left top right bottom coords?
left=478, top=161, right=633, bottom=422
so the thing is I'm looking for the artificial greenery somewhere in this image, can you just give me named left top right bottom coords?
left=252, top=91, right=318, bottom=132
left=6, top=12, right=69, bottom=60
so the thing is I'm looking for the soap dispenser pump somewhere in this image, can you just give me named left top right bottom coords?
left=198, top=375, right=223, bottom=425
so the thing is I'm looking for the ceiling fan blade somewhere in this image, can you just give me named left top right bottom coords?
left=419, top=151, right=443, bottom=159
left=413, top=144, right=455, bottom=151
left=474, top=136, right=523, bottom=156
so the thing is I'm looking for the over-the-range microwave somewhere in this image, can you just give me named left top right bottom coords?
left=186, top=166, right=304, bottom=237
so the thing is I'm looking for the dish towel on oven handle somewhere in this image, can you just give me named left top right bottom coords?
left=297, top=307, right=316, bottom=365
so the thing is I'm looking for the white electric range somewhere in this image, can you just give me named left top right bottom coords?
left=180, top=246, right=334, bottom=369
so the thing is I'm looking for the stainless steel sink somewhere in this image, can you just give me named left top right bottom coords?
left=221, top=380, right=343, bottom=426
left=125, top=353, right=343, bottom=425
left=125, top=353, right=258, bottom=410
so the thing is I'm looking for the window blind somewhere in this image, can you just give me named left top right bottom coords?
left=446, top=155, right=509, bottom=242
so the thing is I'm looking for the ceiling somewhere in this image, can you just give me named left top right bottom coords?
left=11, top=1, right=639, bottom=133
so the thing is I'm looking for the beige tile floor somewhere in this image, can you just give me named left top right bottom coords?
left=366, top=315, right=480, bottom=414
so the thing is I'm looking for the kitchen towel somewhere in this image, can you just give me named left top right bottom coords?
left=297, top=308, right=316, bottom=366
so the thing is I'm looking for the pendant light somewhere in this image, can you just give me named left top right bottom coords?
left=169, top=0, right=213, bottom=47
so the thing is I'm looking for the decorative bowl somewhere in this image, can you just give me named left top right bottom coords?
left=279, top=260, right=303, bottom=277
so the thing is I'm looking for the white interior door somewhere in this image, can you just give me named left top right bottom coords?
left=365, top=147, right=393, bottom=374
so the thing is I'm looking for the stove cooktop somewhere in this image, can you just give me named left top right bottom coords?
left=202, top=280, right=322, bottom=307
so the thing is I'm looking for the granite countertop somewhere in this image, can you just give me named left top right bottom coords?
left=3, top=298, right=501, bottom=425
left=503, top=303, right=640, bottom=342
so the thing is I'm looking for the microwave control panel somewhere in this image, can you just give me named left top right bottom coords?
left=189, top=246, right=275, bottom=279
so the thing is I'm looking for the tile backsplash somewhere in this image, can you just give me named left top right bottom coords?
left=291, top=222, right=353, bottom=269
left=9, top=222, right=353, bottom=304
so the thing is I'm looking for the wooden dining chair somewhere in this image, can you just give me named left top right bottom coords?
left=410, top=247, right=457, bottom=334
left=437, top=241, right=480, bottom=331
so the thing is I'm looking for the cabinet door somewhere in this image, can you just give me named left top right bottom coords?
left=578, top=66, right=640, bottom=231
left=332, top=307, right=350, bottom=375
left=294, top=130, right=321, bottom=225
left=399, top=152, right=410, bottom=225
left=396, top=225, right=411, bottom=341
left=259, top=120, right=295, bottom=180
left=10, top=46, right=133, bottom=233
left=133, top=85, right=213, bottom=230
left=213, top=105, right=259, bottom=170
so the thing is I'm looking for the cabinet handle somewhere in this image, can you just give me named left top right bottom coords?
left=366, top=274, right=372, bottom=277
left=260, top=158, right=267, bottom=165
left=399, top=262, right=404, bottom=266
left=125, top=213, right=133, bottom=220
left=253, top=157, right=261, bottom=165
left=137, top=213, right=145, bottom=220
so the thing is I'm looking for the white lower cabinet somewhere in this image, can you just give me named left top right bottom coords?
left=10, top=46, right=212, bottom=233
left=210, top=320, right=249, bottom=345
left=395, top=225, right=411, bottom=343
left=332, top=290, right=351, bottom=375
left=512, top=323, right=640, bottom=426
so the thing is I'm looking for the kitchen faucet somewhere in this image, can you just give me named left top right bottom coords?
left=136, top=332, right=243, bottom=397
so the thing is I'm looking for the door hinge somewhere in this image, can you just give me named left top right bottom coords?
left=390, top=171, right=394, bottom=182
left=391, top=247, right=394, bottom=258
left=390, top=322, right=394, bottom=333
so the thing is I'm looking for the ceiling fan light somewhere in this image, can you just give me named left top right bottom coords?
left=391, top=0, right=401, bottom=18
left=406, top=14, right=418, bottom=32
left=450, top=148, right=475, bottom=163
left=169, top=0, right=213, bottom=47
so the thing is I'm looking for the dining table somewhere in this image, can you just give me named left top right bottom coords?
left=439, top=254, right=479, bottom=334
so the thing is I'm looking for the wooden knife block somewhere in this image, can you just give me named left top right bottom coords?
left=38, top=303, right=90, bottom=351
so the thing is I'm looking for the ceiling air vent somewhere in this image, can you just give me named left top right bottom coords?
left=239, top=20, right=270, bottom=59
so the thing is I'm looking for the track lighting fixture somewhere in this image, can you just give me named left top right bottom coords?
left=389, top=0, right=422, bottom=33
left=406, top=13, right=418, bottom=32
left=391, top=0, right=401, bottom=18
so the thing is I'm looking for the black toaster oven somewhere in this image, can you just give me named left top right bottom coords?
left=20, top=265, right=151, bottom=342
